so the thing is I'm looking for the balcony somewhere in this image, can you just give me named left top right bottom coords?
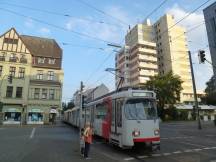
left=20, top=58, right=27, bottom=64
left=29, top=74, right=62, bottom=86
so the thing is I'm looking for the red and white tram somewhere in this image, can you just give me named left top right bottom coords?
left=64, top=88, right=160, bottom=150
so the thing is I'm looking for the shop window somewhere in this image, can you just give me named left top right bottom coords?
left=48, top=71, right=54, bottom=80
left=0, top=66, right=2, bottom=76
left=42, top=89, right=47, bottom=99
left=9, top=66, right=16, bottom=77
left=34, top=88, right=40, bottom=99
left=28, top=113, right=43, bottom=122
left=18, top=67, right=25, bottom=78
left=16, top=87, right=23, bottom=98
left=6, top=86, right=13, bottom=98
left=4, top=112, right=21, bottom=121
left=36, top=70, right=43, bottom=80
left=49, top=89, right=55, bottom=99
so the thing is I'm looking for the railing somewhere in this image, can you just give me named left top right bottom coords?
left=30, top=74, right=61, bottom=82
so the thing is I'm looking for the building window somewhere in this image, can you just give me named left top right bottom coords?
left=49, top=89, right=55, bottom=99
left=18, top=67, right=25, bottom=78
left=9, top=53, right=17, bottom=62
left=6, top=86, right=13, bottom=98
left=34, top=88, right=40, bottom=99
left=9, top=67, right=16, bottom=77
left=48, top=71, right=54, bottom=80
left=0, top=66, right=2, bottom=76
left=16, top=87, right=23, bottom=98
left=36, top=70, right=43, bottom=80
left=3, top=38, right=18, bottom=44
left=0, top=52, right=6, bottom=61
left=20, top=54, right=27, bottom=63
left=48, top=58, right=55, bottom=64
left=42, top=89, right=47, bottom=99
left=38, top=57, right=45, bottom=64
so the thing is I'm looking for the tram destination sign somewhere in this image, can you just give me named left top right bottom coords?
left=132, top=92, right=154, bottom=97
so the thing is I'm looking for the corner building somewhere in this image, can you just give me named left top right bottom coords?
left=0, top=28, right=64, bottom=125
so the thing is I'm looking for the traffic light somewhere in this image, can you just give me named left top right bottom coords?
left=198, top=50, right=206, bottom=63
left=82, top=95, right=87, bottom=108
left=8, top=75, right=13, bottom=84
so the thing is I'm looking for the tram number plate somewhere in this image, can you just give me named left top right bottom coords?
left=132, top=92, right=153, bottom=97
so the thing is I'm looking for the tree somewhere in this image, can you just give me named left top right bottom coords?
left=145, top=72, right=183, bottom=119
left=201, top=76, right=216, bottom=105
left=62, top=100, right=75, bottom=112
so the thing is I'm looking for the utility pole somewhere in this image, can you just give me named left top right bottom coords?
left=79, top=81, right=84, bottom=153
left=188, top=51, right=202, bottom=130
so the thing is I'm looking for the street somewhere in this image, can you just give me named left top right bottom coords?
left=0, top=121, right=216, bottom=162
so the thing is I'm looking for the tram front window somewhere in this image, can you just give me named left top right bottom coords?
left=125, top=99, right=157, bottom=120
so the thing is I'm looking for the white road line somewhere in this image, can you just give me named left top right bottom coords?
left=193, top=148, right=202, bottom=152
left=30, top=128, right=36, bottom=139
left=178, top=141, right=207, bottom=148
left=124, top=157, right=135, bottom=161
left=173, top=151, right=182, bottom=154
left=203, top=147, right=212, bottom=150
left=163, top=153, right=172, bottom=156
left=137, top=155, right=149, bottom=159
left=184, top=149, right=193, bottom=152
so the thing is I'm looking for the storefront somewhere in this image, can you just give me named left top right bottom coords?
left=3, top=108, right=21, bottom=124
left=49, top=108, right=57, bottom=124
left=27, top=108, right=44, bottom=124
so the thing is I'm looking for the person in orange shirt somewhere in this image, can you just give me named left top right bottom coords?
left=83, top=122, right=93, bottom=159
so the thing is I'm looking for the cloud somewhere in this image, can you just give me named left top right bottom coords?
left=166, top=4, right=213, bottom=91
left=65, top=6, right=133, bottom=44
left=24, top=18, right=34, bottom=28
left=39, top=27, right=51, bottom=34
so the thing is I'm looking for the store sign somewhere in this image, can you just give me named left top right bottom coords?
left=31, top=108, right=43, bottom=113
left=50, top=109, right=57, bottom=113
left=4, top=108, right=21, bottom=112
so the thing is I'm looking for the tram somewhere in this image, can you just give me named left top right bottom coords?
left=64, top=88, right=160, bottom=150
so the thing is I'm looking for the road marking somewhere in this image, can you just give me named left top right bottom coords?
left=123, top=146, right=216, bottom=160
left=178, top=141, right=207, bottom=148
left=30, top=128, right=36, bottom=139
left=173, top=151, right=182, bottom=154
left=161, top=136, right=193, bottom=140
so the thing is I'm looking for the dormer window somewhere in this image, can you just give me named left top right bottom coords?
left=38, top=57, right=45, bottom=64
left=48, top=58, right=55, bottom=64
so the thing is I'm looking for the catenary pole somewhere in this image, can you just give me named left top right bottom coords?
left=188, top=51, right=202, bottom=129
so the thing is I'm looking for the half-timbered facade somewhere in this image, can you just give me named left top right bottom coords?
left=0, top=28, right=64, bottom=125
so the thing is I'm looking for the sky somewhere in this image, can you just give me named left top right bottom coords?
left=0, top=0, right=214, bottom=102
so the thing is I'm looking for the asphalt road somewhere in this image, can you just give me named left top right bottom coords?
left=0, top=121, right=215, bottom=162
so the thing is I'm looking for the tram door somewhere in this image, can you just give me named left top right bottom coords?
left=111, top=99, right=123, bottom=135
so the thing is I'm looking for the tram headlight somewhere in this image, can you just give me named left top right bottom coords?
left=154, top=129, right=160, bottom=136
left=132, top=130, right=140, bottom=137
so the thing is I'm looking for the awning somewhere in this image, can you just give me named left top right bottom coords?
left=50, top=109, right=57, bottom=113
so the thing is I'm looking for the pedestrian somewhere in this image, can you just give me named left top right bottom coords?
left=80, top=128, right=85, bottom=156
left=83, top=122, right=93, bottom=159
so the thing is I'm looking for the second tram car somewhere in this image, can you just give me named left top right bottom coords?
left=64, top=88, right=160, bottom=150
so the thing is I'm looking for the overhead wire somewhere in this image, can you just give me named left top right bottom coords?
left=0, top=2, right=122, bottom=28
left=72, top=0, right=129, bottom=27
left=0, top=7, right=117, bottom=44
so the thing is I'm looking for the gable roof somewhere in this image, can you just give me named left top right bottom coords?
left=20, top=35, right=62, bottom=58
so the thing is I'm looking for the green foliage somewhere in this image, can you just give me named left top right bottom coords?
left=202, top=76, right=216, bottom=105
left=145, top=72, right=183, bottom=119
left=62, top=100, right=75, bottom=112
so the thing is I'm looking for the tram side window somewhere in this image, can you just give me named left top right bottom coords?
left=96, top=103, right=107, bottom=120
left=116, top=99, right=123, bottom=127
